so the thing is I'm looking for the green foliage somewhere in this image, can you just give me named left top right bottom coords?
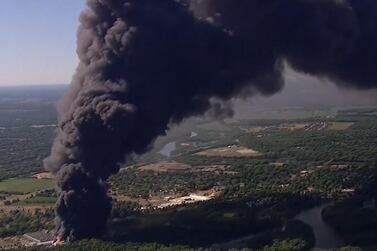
left=0, top=98, right=376, bottom=250
left=0, top=178, right=54, bottom=194
left=0, top=87, right=60, bottom=180
left=112, top=201, right=141, bottom=218
left=0, top=126, right=55, bottom=180
left=15, top=239, right=212, bottom=251
left=335, top=247, right=363, bottom=251
left=15, top=196, right=56, bottom=205
left=239, top=119, right=377, bottom=164
left=261, top=239, right=307, bottom=251
left=109, top=201, right=278, bottom=247
left=0, top=210, right=54, bottom=238
left=110, top=169, right=230, bottom=198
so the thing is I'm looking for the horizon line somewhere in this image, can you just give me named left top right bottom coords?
left=0, top=83, right=69, bottom=88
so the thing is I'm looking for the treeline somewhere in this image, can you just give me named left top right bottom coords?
left=13, top=238, right=312, bottom=251
left=0, top=209, right=54, bottom=238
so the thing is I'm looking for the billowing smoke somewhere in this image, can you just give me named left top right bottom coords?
left=45, top=0, right=377, bottom=240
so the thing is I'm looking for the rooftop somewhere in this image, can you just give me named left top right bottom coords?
left=24, top=230, right=54, bottom=244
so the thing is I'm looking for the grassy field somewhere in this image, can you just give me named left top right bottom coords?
left=0, top=178, right=54, bottom=194
left=15, top=196, right=56, bottom=205
left=138, top=161, right=191, bottom=172
left=196, top=146, right=263, bottom=158
left=327, top=122, right=354, bottom=131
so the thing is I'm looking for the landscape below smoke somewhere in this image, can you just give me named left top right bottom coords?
left=44, top=0, right=377, bottom=240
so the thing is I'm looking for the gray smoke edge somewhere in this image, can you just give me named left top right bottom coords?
left=44, top=0, right=377, bottom=241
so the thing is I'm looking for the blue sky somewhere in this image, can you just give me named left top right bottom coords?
left=0, top=0, right=85, bottom=86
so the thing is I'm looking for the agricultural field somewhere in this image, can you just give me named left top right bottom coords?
left=327, top=122, right=355, bottom=131
left=0, top=178, right=54, bottom=194
left=137, top=161, right=191, bottom=172
left=195, top=145, right=263, bottom=158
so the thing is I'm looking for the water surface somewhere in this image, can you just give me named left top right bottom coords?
left=159, top=142, right=176, bottom=157
left=295, top=204, right=344, bottom=249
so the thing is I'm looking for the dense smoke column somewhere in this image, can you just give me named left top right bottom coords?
left=45, top=0, right=282, bottom=241
left=45, top=0, right=377, bottom=241
left=190, top=0, right=377, bottom=88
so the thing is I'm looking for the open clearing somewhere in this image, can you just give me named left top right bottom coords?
left=138, top=161, right=192, bottom=172
left=157, top=189, right=218, bottom=209
left=327, top=122, right=354, bottom=131
left=112, top=189, right=219, bottom=209
left=196, top=145, right=262, bottom=158
left=32, top=172, right=54, bottom=179
left=0, top=178, right=54, bottom=194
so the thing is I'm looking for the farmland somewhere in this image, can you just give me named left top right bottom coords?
left=0, top=178, right=54, bottom=194
left=136, top=161, right=191, bottom=172
left=327, top=122, right=354, bottom=131
left=195, top=145, right=263, bottom=158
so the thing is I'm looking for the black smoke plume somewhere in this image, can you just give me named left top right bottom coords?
left=45, top=0, right=377, bottom=240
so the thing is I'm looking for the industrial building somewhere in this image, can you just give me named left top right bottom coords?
left=23, top=230, right=54, bottom=246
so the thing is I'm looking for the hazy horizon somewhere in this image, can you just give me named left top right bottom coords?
left=1, top=71, right=377, bottom=117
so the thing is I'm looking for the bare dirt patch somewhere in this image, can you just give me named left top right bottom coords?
left=138, top=161, right=192, bottom=172
left=156, top=189, right=220, bottom=209
left=196, top=145, right=262, bottom=158
left=112, top=188, right=222, bottom=210
left=32, top=172, right=53, bottom=179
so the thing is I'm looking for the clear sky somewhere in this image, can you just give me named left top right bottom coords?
left=0, top=0, right=85, bottom=86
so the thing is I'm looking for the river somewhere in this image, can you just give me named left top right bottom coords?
left=211, top=204, right=344, bottom=250
left=159, top=142, right=176, bottom=157
left=190, top=131, right=198, bottom=137
left=159, top=132, right=196, bottom=157
left=295, top=204, right=345, bottom=249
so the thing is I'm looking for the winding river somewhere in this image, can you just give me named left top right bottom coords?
left=295, top=204, right=345, bottom=249
left=211, top=204, right=345, bottom=250
left=190, top=131, right=198, bottom=137
left=159, top=132, right=197, bottom=157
